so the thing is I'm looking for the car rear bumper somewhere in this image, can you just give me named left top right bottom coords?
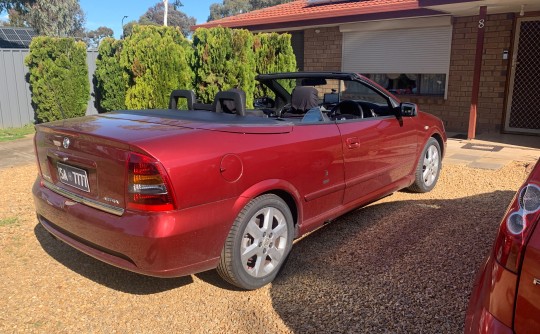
left=465, top=255, right=517, bottom=334
left=465, top=307, right=513, bottom=334
left=32, top=177, right=236, bottom=277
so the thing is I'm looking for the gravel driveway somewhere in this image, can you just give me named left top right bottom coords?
left=0, top=162, right=533, bottom=333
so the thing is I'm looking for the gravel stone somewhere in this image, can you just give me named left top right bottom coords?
left=0, top=162, right=531, bottom=333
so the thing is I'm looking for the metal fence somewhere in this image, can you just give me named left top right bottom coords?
left=0, top=49, right=98, bottom=129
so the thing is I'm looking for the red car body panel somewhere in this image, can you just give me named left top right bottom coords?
left=466, top=159, right=540, bottom=334
left=515, top=234, right=540, bottom=332
left=32, top=74, right=447, bottom=279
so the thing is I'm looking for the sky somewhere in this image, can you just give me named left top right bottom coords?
left=0, top=0, right=217, bottom=38
left=80, top=0, right=216, bottom=37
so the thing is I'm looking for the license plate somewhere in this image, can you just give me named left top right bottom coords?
left=57, top=162, right=90, bottom=192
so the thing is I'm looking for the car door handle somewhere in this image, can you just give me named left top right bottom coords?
left=346, top=137, right=360, bottom=149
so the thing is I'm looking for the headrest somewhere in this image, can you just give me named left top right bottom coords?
left=169, top=90, right=196, bottom=110
left=213, top=90, right=246, bottom=116
left=291, top=86, right=319, bottom=113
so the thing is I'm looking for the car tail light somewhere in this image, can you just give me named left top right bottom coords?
left=494, top=183, right=540, bottom=273
left=34, top=134, right=53, bottom=183
left=126, top=152, right=176, bottom=212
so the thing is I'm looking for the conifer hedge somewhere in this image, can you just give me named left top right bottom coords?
left=25, top=37, right=90, bottom=123
left=254, top=32, right=297, bottom=98
left=26, top=27, right=298, bottom=118
left=120, top=25, right=194, bottom=109
left=94, top=38, right=126, bottom=112
left=192, top=27, right=256, bottom=108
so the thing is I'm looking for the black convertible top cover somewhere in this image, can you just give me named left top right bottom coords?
left=109, top=109, right=290, bottom=125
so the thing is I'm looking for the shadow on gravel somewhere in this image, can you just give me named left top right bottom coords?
left=194, top=270, right=245, bottom=291
left=269, top=191, right=515, bottom=333
left=34, top=223, right=193, bottom=294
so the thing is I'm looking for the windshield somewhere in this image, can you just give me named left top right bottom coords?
left=259, top=77, right=389, bottom=107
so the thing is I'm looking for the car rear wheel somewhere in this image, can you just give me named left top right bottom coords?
left=408, top=137, right=441, bottom=193
left=217, top=194, right=294, bottom=290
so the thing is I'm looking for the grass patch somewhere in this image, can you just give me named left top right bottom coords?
left=0, top=124, right=35, bottom=142
left=0, top=217, right=18, bottom=227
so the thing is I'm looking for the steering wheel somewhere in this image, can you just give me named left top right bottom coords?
left=329, top=100, right=364, bottom=119
left=254, top=96, right=276, bottom=109
left=276, top=103, right=292, bottom=118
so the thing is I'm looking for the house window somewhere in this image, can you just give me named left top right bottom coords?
left=365, top=73, right=446, bottom=96
left=340, top=16, right=452, bottom=99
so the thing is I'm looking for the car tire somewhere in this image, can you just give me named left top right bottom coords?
left=408, top=137, right=441, bottom=193
left=217, top=194, right=294, bottom=290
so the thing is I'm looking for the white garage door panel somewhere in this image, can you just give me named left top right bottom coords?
left=342, top=26, right=452, bottom=74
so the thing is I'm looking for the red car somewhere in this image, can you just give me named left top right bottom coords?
left=465, top=158, right=540, bottom=333
left=32, top=72, right=446, bottom=289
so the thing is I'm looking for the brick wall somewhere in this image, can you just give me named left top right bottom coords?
left=302, top=14, right=515, bottom=134
left=405, top=14, right=513, bottom=133
left=304, top=27, right=342, bottom=71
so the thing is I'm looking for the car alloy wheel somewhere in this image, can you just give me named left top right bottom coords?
left=408, top=137, right=442, bottom=193
left=423, top=144, right=440, bottom=187
left=241, top=206, right=289, bottom=278
left=217, top=194, right=294, bottom=290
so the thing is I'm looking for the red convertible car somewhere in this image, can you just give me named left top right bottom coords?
left=465, top=158, right=540, bottom=333
left=32, top=72, right=446, bottom=289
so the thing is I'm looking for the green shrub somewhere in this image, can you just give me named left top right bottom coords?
left=192, top=27, right=256, bottom=108
left=94, top=38, right=126, bottom=112
left=253, top=32, right=297, bottom=99
left=120, top=25, right=194, bottom=109
left=25, top=37, right=90, bottom=123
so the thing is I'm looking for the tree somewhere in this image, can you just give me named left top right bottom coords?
left=0, top=0, right=32, bottom=13
left=208, top=0, right=250, bottom=22
left=7, top=8, right=27, bottom=26
left=120, top=25, right=194, bottom=109
left=253, top=32, right=296, bottom=98
left=25, top=37, right=90, bottom=122
left=94, top=38, right=126, bottom=112
left=26, top=0, right=85, bottom=37
left=0, top=1, right=32, bottom=27
left=192, top=27, right=256, bottom=107
left=86, top=26, right=113, bottom=49
left=208, top=0, right=290, bottom=21
left=139, top=2, right=195, bottom=37
left=122, top=20, right=137, bottom=39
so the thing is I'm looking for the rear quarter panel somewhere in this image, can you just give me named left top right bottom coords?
left=136, top=123, right=345, bottom=229
left=515, top=226, right=540, bottom=333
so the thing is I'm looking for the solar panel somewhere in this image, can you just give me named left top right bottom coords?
left=0, top=27, right=37, bottom=48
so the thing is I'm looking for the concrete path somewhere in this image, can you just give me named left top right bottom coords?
left=0, top=132, right=539, bottom=171
left=0, top=135, right=35, bottom=170
left=445, top=133, right=540, bottom=170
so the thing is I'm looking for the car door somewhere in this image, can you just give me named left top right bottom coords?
left=336, top=81, right=418, bottom=205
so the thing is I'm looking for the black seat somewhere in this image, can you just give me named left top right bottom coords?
left=169, top=90, right=196, bottom=110
left=212, top=90, right=246, bottom=116
left=290, top=86, right=319, bottom=114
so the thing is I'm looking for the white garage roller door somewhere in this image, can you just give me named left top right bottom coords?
left=341, top=17, right=453, bottom=75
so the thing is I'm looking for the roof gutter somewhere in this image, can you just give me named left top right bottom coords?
left=193, top=8, right=446, bottom=31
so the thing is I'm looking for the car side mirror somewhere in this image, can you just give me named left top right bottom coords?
left=400, top=102, right=417, bottom=117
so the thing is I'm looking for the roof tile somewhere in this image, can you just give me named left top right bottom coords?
left=195, top=0, right=422, bottom=29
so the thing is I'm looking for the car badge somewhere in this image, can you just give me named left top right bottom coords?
left=63, top=137, right=70, bottom=149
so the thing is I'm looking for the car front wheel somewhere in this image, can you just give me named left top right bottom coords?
left=408, top=137, right=441, bottom=193
left=217, top=194, right=294, bottom=290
